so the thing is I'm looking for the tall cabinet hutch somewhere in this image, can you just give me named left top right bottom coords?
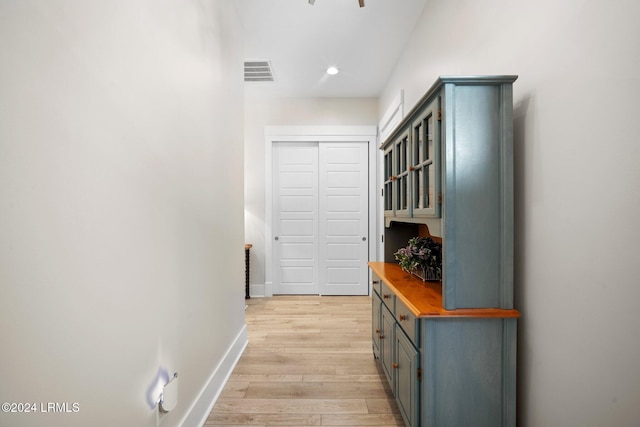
left=370, top=76, right=520, bottom=427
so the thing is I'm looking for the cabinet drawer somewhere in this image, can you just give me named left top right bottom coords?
left=380, top=282, right=395, bottom=311
left=395, top=299, right=419, bottom=346
left=372, top=273, right=382, bottom=296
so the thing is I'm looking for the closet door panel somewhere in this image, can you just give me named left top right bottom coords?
left=272, top=142, right=319, bottom=294
left=319, top=142, right=369, bottom=295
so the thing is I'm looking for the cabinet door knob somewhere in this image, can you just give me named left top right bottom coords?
left=379, top=334, right=384, bottom=339
left=399, top=315, right=407, bottom=321
left=392, top=363, right=399, bottom=369
left=372, top=280, right=379, bottom=284
left=375, top=329, right=380, bottom=333
left=383, top=294, right=390, bottom=299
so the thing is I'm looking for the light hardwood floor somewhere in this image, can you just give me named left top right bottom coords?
left=205, top=295, right=404, bottom=426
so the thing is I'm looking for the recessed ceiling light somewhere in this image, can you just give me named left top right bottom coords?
left=326, top=66, right=339, bottom=75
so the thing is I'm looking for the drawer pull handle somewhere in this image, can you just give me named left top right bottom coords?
left=399, top=315, right=407, bottom=321
left=392, top=363, right=399, bottom=369
left=372, top=280, right=379, bottom=284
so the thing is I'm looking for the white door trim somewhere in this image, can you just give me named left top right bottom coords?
left=265, top=126, right=378, bottom=297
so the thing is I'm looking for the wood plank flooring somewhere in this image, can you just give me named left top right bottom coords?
left=205, top=295, right=404, bottom=427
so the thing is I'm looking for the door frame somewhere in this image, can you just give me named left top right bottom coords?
left=265, top=126, right=379, bottom=297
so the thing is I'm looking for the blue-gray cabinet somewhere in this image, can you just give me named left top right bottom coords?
left=422, top=317, right=517, bottom=426
left=372, top=75, right=520, bottom=427
left=382, top=75, right=518, bottom=310
left=372, top=276, right=421, bottom=427
left=394, top=321, right=420, bottom=426
left=370, top=265, right=519, bottom=427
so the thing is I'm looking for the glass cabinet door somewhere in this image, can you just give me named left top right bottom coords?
left=383, top=144, right=394, bottom=217
left=410, top=98, right=441, bottom=218
left=394, top=130, right=411, bottom=217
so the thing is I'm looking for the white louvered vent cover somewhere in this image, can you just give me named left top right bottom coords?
left=244, top=60, right=275, bottom=82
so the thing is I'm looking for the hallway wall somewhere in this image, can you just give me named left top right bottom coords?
left=0, top=2, right=246, bottom=426
left=379, top=0, right=640, bottom=425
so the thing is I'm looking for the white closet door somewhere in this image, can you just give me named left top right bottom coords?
left=272, top=142, right=319, bottom=294
left=318, top=142, right=369, bottom=295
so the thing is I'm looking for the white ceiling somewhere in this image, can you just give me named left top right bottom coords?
left=239, top=0, right=428, bottom=98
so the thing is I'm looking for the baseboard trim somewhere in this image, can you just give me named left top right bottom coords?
left=178, top=324, right=248, bottom=427
left=249, top=283, right=265, bottom=298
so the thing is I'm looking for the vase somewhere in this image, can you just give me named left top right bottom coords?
left=411, top=266, right=441, bottom=282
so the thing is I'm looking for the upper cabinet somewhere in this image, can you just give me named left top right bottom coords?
left=383, top=100, right=441, bottom=222
left=381, top=75, right=518, bottom=310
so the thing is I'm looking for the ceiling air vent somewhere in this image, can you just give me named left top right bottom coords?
left=244, top=60, right=275, bottom=82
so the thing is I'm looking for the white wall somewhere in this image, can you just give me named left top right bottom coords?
left=0, top=2, right=246, bottom=426
left=380, top=0, right=640, bottom=425
left=244, top=96, right=378, bottom=292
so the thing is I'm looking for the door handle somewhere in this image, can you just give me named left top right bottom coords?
left=362, top=237, right=367, bottom=241
left=274, top=236, right=279, bottom=241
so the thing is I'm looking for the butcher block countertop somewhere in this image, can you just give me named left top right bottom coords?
left=368, top=262, right=520, bottom=319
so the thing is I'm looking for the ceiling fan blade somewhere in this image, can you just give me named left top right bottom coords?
left=358, top=0, right=364, bottom=6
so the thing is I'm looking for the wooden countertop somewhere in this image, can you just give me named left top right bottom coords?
left=368, top=262, right=520, bottom=319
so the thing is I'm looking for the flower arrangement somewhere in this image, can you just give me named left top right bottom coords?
left=394, top=236, right=442, bottom=281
